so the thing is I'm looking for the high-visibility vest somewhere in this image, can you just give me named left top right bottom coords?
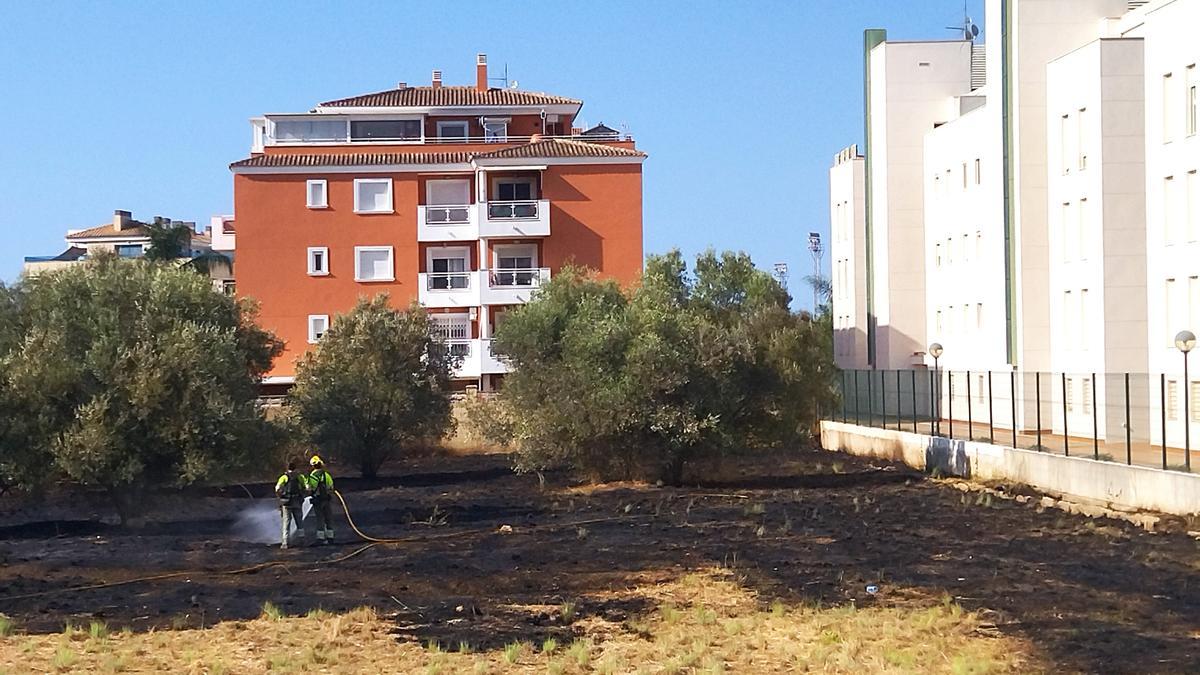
left=309, top=470, right=333, bottom=499
left=276, top=472, right=305, bottom=501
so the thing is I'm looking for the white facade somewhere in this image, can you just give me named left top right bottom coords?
left=831, top=145, right=867, bottom=369
left=863, top=40, right=976, bottom=369
left=832, top=0, right=1200, bottom=449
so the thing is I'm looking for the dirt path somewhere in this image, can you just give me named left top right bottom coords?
left=1, top=451, right=1197, bottom=673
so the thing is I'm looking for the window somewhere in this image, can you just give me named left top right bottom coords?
left=975, top=231, right=982, bottom=260
left=1188, top=171, right=1199, bottom=242
left=1064, top=290, right=1074, bottom=347
left=1165, top=176, right=1178, bottom=243
left=1080, top=288, right=1089, bottom=351
left=1164, top=73, right=1175, bottom=143
left=1167, top=380, right=1179, bottom=421
left=308, top=315, right=329, bottom=343
left=354, top=179, right=393, bottom=214
left=1192, top=381, right=1200, bottom=422
left=976, top=303, right=983, bottom=330
left=1078, top=108, right=1088, bottom=170
left=432, top=315, right=471, bottom=357
left=274, top=119, right=346, bottom=143
left=483, top=120, right=508, bottom=142
left=945, top=236, right=953, bottom=264
left=494, top=178, right=534, bottom=201
left=962, top=162, right=968, bottom=189
left=115, top=244, right=143, bottom=258
left=350, top=119, right=421, bottom=142
left=1066, top=377, right=1075, bottom=413
left=1191, top=276, right=1200, bottom=334
left=436, top=120, right=469, bottom=142
left=307, top=247, right=329, bottom=276
left=354, top=246, right=394, bottom=282
left=1188, top=65, right=1198, bottom=137
left=961, top=304, right=969, bottom=334
left=936, top=309, right=943, bottom=333
left=1078, top=198, right=1088, bottom=261
left=427, top=247, right=470, bottom=290
left=1082, top=377, right=1093, bottom=415
left=1166, top=278, right=1178, bottom=347
left=949, top=305, right=956, bottom=333
left=1061, top=114, right=1072, bottom=174
left=493, top=244, right=537, bottom=287
left=976, top=375, right=985, bottom=404
left=1062, top=202, right=1074, bottom=261
left=935, top=242, right=942, bottom=267
left=306, top=179, right=327, bottom=209
left=974, top=158, right=981, bottom=185
left=962, top=233, right=970, bottom=262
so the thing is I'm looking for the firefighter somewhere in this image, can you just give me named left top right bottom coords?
left=274, top=460, right=308, bottom=549
left=308, top=455, right=335, bottom=544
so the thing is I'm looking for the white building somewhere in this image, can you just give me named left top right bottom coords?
left=831, top=0, right=1200, bottom=449
left=830, top=145, right=867, bottom=369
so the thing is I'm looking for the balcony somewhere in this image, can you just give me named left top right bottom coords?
left=418, top=271, right=480, bottom=308
left=447, top=339, right=481, bottom=379
left=417, top=204, right=477, bottom=242
left=478, top=200, right=550, bottom=238
left=446, top=339, right=510, bottom=379
left=480, top=339, right=510, bottom=374
left=479, top=268, right=551, bottom=305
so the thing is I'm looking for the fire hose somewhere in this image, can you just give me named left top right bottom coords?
left=0, top=490, right=648, bottom=603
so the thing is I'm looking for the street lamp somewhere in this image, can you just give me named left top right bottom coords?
left=929, top=342, right=944, bottom=436
left=1176, top=329, right=1196, bottom=470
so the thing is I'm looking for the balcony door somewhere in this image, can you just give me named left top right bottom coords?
left=426, top=179, right=471, bottom=223
left=489, top=177, right=538, bottom=219
left=493, top=244, right=537, bottom=287
left=428, top=246, right=471, bottom=290
left=432, top=314, right=471, bottom=358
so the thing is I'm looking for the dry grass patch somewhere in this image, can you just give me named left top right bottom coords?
left=0, top=571, right=1038, bottom=673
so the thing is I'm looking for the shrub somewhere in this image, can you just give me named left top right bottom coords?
left=291, top=296, right=456, bottom=478
left=491, top=251, right=838, bottom=484
left=0, top=256, right=282, bottom=523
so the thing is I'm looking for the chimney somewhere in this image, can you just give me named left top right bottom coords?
left=397, top=81, right=407, bottom=89
left=476, top=53, right=488, bottom=91
left=432, top=69, right=442, bottom=88
left=112, top=209, right=132, bottom=232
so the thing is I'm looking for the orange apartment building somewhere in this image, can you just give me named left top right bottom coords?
left=230, top=54, right=646, bottom=391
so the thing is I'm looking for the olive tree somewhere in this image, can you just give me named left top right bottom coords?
left=1, top=255, right=282, bottom=522
left=490, top=251, right=839, bottom=484
left=290, top=296, right=457, bottom=478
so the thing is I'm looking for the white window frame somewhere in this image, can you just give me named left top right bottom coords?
left=308, top=315, right=329, bottom=344
left=307, top=246, right=329, bottom=276
left=426, top=246, right=471, bottom=290
left=354, top=246, right=395, bottom=282
left=436, top=120, right=470, bottom=142
left=493, top=243, right=538, bottom=269
left=306, top=179, right=328, bottom=209
left=483, top=119, right=509, bottom=143
left=353, top=178, right=394, bottom=214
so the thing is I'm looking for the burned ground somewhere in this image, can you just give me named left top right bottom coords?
left=0, top=450, right=1197, bottom=673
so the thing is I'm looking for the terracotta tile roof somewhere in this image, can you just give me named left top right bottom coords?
left=66, top=224, right=150, bottom=239
left=318, top=86, right=580, bottom=108
left=474, top=138, right=646, bottom=159
left=230, top=152, right=472, bottom=168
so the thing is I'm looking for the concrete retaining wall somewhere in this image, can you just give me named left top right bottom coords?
left=820, top=420, right=1200, bottom=516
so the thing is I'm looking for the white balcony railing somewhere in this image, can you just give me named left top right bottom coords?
left=480, top=268, right=551, bottom=305
left=418, top=272, right=480, bottom=308
left=418, top=205, right=477, bottom=242
left=479, top=200, right=550, bottom=238
left=447, top=339, right=481, bottom=378
left=486, top=200, right=540, bottom=220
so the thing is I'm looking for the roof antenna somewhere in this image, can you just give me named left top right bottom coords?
left=945, top=1, right=979, bottom=41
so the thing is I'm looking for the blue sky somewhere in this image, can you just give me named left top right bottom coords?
left=0, top=0, right=983, bottom=311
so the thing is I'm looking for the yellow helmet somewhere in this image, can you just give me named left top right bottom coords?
left=310, top=455, right=323, bottom=467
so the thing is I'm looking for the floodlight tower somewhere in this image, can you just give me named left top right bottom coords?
left=808, top=232, right=824, bottom=310
left=772, top=262, right=789, bottom=292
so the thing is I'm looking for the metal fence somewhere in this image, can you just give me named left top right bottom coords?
left=838, top=369, right=1198, bottom=473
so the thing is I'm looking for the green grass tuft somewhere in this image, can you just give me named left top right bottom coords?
left=260, top=601, right=284, bottom=621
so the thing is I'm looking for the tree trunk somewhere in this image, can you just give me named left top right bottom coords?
left=360, top=460, right=378, bottom=480
left=664, top=453, right=686, bottom=487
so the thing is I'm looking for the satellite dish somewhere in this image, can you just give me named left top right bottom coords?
left=509, top=80, right=519, bottom=89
